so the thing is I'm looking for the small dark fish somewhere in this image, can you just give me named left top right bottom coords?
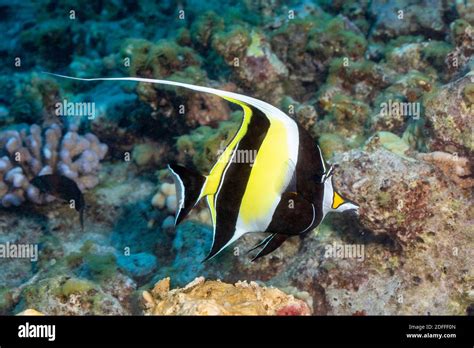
left=31, top=174, right=85, bottom=230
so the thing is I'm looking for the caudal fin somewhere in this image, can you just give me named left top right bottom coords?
left=167, top=163, right=206, bottom=226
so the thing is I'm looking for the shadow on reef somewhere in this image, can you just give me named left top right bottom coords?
left=326, top=212, right=400, bottom=252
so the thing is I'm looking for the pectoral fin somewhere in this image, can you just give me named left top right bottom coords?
left=266, top=192, right=318, bottom=235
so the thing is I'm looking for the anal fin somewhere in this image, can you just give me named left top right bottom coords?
left=251, top=233, right=288, bottom=261
left=247, top=234, right=274, bottom=254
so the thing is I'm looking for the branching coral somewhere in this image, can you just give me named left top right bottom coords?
left=0, top=123, right=107, bottom=207
left=151, top=181, right=210, bottom=229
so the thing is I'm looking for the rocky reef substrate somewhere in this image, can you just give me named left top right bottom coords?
left=0, top=0, right=472, bottom=316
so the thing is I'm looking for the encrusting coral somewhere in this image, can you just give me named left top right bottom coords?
left=0, top=123, right=107, bottom=207
left=142, top=277, right=311, bottom=315
left=423, top=71, right=473, bottom=157
left=17, top=275, right=127, bottom=315
left=446, top=20, right=473, bottom=78
left=151, top=181, right=210, bottom=229
left=417, top=151, right=474, bottom=189
left=332, top=146, right=472, bottom=246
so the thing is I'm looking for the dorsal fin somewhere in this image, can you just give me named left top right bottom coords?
left=167, top=163, right=206, bottom=226
left=42, top=73, right=293, bottom=125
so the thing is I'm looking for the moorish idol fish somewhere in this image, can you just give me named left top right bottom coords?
left=31, top=174, right=85, bottom=230
left=44, top=73, right=359, bottom=261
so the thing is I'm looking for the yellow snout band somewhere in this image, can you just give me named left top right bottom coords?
left=332, top=191, right=345, bottom=209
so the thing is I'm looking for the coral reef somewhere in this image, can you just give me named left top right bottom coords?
left=423, top=71, right=473, bottom=157
left=215, top=30, right=288, bottom=103
left=257, top=145, right=472, bottom=315
left=446, top=20, right=473, bottom=78
left=0, top=123, right=107, bottom=207
left=175, top=112, right=241, bottom=172
left=416, top=151, right=474, bottom=188
left=142, top=277, right=312, bottom=315
left=368, top=0, right=449, bottom=41
left=151, top=222, right=212, bottom=287
left=132, top=141, right=170, bottom=169
left=117, top=252, right=158, bottom=281
left=151, top=182, right=177, bottom=213
left=271, top=12, right=368, bottom=99
left=280, top=96, right=318, bottom=130
left=332, top=146, right=471, bottom=245
left=121, top=38, right=202, bottom=79
left=17, top=308, right=44, bottom=316
left=384, top=40, right=452, bottom=76
left=120, top=38, right=232, bottom=127
left=151, top=180, right=210, bottom=233
left=17, top=275, right=128, bottom=315
left=1, top=74, right=62, bottom=127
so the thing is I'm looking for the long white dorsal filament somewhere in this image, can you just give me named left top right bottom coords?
left=42, top=72, right=288, bottom=123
